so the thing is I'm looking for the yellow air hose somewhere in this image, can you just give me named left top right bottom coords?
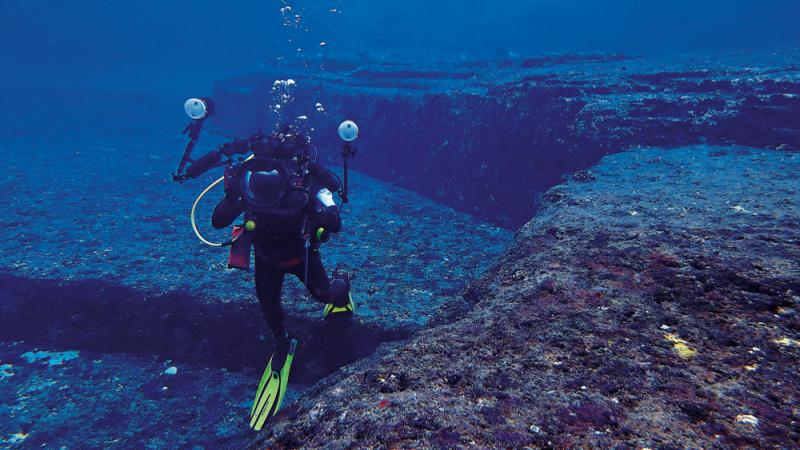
left=190, top=154, right=254, bottom=247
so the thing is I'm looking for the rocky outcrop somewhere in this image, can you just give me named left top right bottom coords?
left=252, top=146, right=799, bottom=448
left=211, top=50, right=800, bottom=228
left=0, top=137, right=510, bottom=447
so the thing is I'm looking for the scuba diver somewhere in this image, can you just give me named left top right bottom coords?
left=210, top=125, right=356, bottom=430
left=173, top=98, right=360, bottom=431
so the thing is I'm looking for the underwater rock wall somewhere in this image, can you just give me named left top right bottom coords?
left=211, top=50, right=800, bottom=228
left=0, top=136, right=510, bottom=446
left=251, top=145, right=800, bottom=448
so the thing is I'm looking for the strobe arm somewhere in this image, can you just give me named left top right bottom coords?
left=173, top=97, right=216, bottom=182
left=336, top=120, right=359, bottom=203
left=185, top=148, right=223, bottom=179
left=172, top=118, right=206, bottom=182
left=340, top=141, right=357, bottom=203
left=176, top=136, right=254, bottom=182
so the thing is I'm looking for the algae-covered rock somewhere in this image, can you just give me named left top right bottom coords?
left=252, top=146, right=799, bottom=448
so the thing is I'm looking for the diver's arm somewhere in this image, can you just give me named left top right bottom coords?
left=309, top=163, right=340, bottom=193
left=211, top=164, right=247, bottom=229
left=314, top=188, right=341, bottom=233
left=211, top=194, right=245, bottom=229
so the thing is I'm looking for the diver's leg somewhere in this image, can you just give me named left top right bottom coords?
left=250, top=257, right=295, bottom=430
left=294, top=251, right=354, bottom=318
left=292, top=249, right=331, bottom=303
left=254, top=257, right=288, bottom=339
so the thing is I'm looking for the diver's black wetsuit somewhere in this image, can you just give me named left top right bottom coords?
left=251, top=234, right=329, bottom=339
left=211, top=161, right=341, bottom=340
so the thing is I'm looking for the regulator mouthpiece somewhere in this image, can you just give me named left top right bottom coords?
left=184, top=97, right=214, bottom=120
left=338, top=120, right=359, bottom=142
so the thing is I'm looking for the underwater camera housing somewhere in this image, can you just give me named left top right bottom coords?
left=238, top=156, right=311, bottom=213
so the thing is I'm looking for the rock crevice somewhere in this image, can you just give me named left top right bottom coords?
left=252, top=146, right=800, bottom=448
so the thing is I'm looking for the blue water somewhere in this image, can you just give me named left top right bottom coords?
left=2, top=1, right=799, bottom=136
left=4, top=1, right=800, bottom=72
left=1, top=1, right=799, bottom=447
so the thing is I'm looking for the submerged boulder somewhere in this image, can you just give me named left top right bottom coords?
left=251, top=146, right=800, bottom=448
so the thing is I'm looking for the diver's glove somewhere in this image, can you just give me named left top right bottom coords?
left=315, top=227, right=331, bottom=243
left=223, top=163, right=243, bottom=197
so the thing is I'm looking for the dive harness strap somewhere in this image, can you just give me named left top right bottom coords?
left=173, top=118, right=205, bottom=182
left=340, top=141, right=356, bottom=204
